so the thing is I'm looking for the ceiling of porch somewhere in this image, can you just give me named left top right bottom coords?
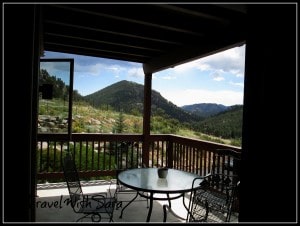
left=41, top=4, right=247, bottom=73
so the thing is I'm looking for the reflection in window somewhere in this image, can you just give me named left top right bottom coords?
left=38, top=60, right=73, bottom=135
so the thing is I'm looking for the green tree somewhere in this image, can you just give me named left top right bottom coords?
left=113, top=111, right=126, bottom=133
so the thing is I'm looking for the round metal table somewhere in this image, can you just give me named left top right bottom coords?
left=118, top=168, right=203, bottom=222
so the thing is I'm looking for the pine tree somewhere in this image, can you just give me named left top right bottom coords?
left=113, top=111, right=126, bottom=133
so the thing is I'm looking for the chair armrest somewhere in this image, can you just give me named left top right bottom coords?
left=192, top=176, right=207, bottom=189
left=163, top=204, right=186, bottom=222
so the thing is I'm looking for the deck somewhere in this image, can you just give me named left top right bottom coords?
left=36, top=180, right=239, bottom=223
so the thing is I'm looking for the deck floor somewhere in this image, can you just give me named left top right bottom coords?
left=36, top=180, right=238, bottom=223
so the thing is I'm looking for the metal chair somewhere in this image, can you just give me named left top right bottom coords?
left=188, top=173, right=240, bottom=222
left=114, top=141, right=149, bottom=218
left=163, top=149, right=240, bottom=222
left=189, top=149, right=241, bottom=222
left=62, top=152, right=117, bottom=222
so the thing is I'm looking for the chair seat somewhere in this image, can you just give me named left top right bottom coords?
left=195, top=189, right=228, bottom=211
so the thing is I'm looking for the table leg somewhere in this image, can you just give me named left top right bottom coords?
left=146, top=192, right=153, bottom=222
left=119, top=192, right=139, bottom=219
left=163, top=193, right=187, bottom=222
left=167, top=193, right=171, bottom=208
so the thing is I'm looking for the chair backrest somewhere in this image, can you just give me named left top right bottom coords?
left=187, top=149, right=241, bottom=222
left=115, top=142, right=129, bottom=170
left=189, top=173, right=239, bottom=222
left=115, top=141, right=141, bottom=170
left=199, top=173, right=239, bottom=200
left=115, top=141, right=143, bottom=179
left=209, top=149, right=240, bottom=217
left=211, top=149, right=241, bottom=184
left=62, top=153, right=83, bottom=209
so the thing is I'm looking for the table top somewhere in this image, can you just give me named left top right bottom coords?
left=118, top=168, right=203, bottom=194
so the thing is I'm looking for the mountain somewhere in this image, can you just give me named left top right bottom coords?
left=84, top=80, right=202, bottom=123
left=194, top=105, right=243, bottom=139
left=181, top=103, right=228, bottom=118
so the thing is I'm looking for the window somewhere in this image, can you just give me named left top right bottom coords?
left=38, top=59, right=74, bottom=137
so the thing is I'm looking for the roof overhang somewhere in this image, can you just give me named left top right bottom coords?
left=41, top=3, right=247, bottom=74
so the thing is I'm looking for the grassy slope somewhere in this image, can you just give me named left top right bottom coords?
left=39, top=99, right=241, bottom=146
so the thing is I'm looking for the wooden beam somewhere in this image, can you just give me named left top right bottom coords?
left=157, top=4, right=230, bottom=24
left=53, top=4, right=204, bottom=36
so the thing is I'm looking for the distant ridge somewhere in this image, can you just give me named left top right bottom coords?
left=181, top=103, right=228, bottom=118
left=195, top=105, right=243, bottom=139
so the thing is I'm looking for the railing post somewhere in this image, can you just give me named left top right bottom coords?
left=167, top=138, right=173, bottom=168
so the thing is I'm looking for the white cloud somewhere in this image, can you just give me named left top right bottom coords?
left=211, top=71, right=225, bottom=81
left=229, top=81, right=244, bottom=88
left=75, top=63, right=104, bottom=76
left=89, top=63, right=105, bottom=76
left=161, top=75, right=177, bottom=80
left=127, top=67, right=144, bottom=78
left=153, top=72, right=176, bottom=80
left=107, top=64, right=127, bottom=75
left=160, top=89, right=244, bottom=107
left=171, top=45, right=245, bottom=78
left=172, top=60, right=201, bottom=73
left=213, top=77, right=225, bottom=82
left=75, top=62, right=129, bottom=77
left=196, top=63, right=211, bottom=71
left=41, top=61, right=71, bottom=73
left=198, top=46, right=245, bottom=77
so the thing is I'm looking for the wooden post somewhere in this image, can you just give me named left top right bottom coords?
left=167, top=138, right=173, bottom=168
left=142, top=73, right=152, bottom=167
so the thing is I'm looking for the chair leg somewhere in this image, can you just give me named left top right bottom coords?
left=145, top=192, right=149, bottom=208
left=163, top=204, right=168, bottom=222
left=226, top=206, right=232, bottom=222
left=109, top=213, right=114, bottom=222
left=204, top=200, right=209, bottom=221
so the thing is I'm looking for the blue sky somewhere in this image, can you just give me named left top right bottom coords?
left=42, top=44, right=245, bottom=107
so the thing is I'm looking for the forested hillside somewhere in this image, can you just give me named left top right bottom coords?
left=182, top=103, right=228, bottom=117
left=84, top=80, right=202, bottom=123
left=193, top=105, right=243, bottom=140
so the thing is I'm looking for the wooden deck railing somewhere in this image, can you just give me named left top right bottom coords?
left=37, top=133, right=241, bottom=182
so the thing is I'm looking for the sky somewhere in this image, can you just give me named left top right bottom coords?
left=41, top=44, right=245, bottom=107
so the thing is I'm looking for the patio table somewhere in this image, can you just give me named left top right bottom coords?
left=117, top=168, right=203, bottom=222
